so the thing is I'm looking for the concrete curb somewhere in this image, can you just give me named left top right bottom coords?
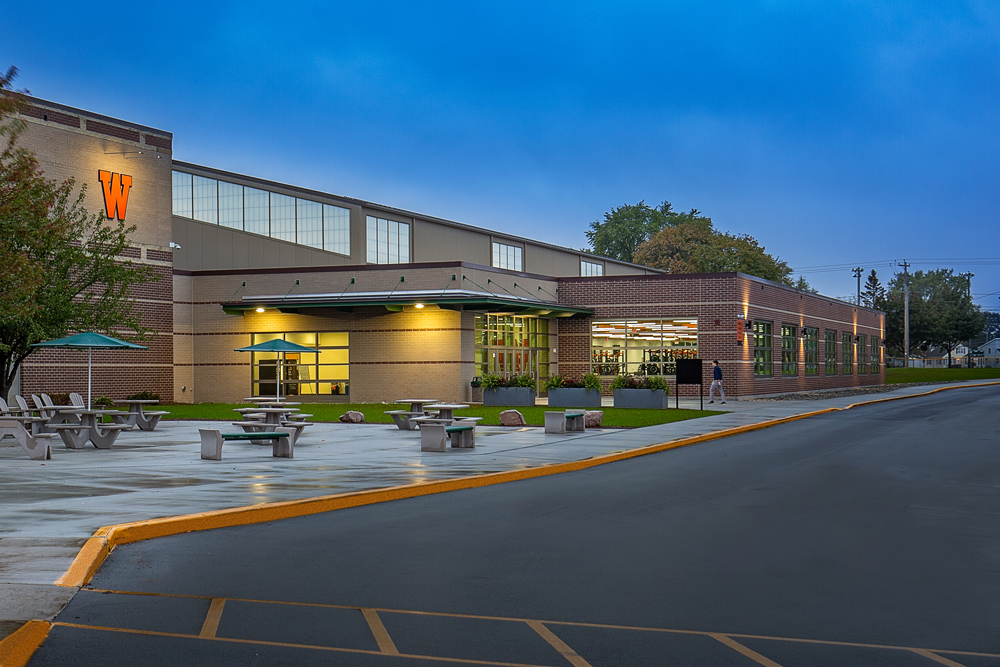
left=5, top=381, right=997, bottom=666
left=0, top=621, right=50, bottom=667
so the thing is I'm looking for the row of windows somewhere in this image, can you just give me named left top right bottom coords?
left=366, top=216, right=411, bottom=264
left=174, top=171, right=608, bottom=274
left=591, top=319, right=698, bottom=376
left=753, top=321, right=881, bottom=377
left=172, top=171, right=351, bottom=255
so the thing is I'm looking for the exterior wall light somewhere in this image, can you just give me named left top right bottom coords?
left=414, top=303, right=425, bottom=309
left=255, top=307, right=265, bottom=313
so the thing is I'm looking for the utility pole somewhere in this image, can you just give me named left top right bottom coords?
left=960, top=272, right=974, bottom=368
left=900, top=260, right=910, bottom=368
left=853, top=267, right=864, bottom=306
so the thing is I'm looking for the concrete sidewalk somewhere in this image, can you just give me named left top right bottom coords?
left=1, top=381, right=994, bottom=641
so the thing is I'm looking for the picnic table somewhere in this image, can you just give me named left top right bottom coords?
left=384, top=398, right=438, bottom=431
left=113, top=399, right=169, bottom=431
left=422, top=404, right=469, bottom=422
left=52, top=408, right=131, bottom=449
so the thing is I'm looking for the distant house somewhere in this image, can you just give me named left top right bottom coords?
left=919, top=345, right=969, bottom=368
left=978, top=338, right=1000, bottom=357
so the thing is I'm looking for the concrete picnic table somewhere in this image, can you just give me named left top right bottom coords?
left=421, top=403, right=470, bottom=422
left=249, top=406, right=301, bottom=426
left=385, top=399, right=438, bottom=430
left=113, top=399, right=168, bottom=431
left=52, top=408, right=131, bottom=449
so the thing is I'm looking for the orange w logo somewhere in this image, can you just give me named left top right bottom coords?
left=98, top=170, right=133, bottom=220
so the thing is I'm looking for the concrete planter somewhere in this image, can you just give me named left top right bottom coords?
left=483, top=387, right=536, bottom=406
left=547, top=388, right=602, bottom=408
left=613, top=388, right=668, bottom=409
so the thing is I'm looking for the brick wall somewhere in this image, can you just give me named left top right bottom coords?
left=558, top=273, right=885, bottom=398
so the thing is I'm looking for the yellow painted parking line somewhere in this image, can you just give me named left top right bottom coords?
left=361, top=608, right=399, bottom=655
left=80, top=587, right=1000, bottom=660
left=709, top=633, right=784, bottom=667
left=198, top=598, right=226, bottom=639
left=524, top=621, right=592, bottom=667
left=0, top=620, right=51, bottom=667
left=909, top=648, right=968, bottom=666
left=50, top=622, right=560, bottom=666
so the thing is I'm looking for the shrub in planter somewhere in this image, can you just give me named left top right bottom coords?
left=545, top=374, right=602, bottom=408
left=482, top=373, right=536, bottom=406
left=611, top=375, right=669, bottom=409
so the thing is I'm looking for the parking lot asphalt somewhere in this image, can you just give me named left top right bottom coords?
left=1, top=381, right=997, bottom=652
left=24, top=383, right=1000, bottom=666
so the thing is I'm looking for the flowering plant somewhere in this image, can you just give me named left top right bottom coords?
left=609, top=375, right=668, bottom=392
left=481, top=373, right=536, bottom=390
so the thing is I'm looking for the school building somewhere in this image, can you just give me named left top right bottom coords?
left=13, top=95, right=885, bottom=403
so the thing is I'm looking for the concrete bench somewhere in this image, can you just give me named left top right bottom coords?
left=200, top=428, right=294, bottom=460
left=420, top=423, right=475, bottom=451
left=544, top=411, right=586, bottom=434
left=0, top=419, right=54, bottom=460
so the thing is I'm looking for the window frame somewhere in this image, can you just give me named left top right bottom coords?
left=842, top=332, right=854, bottom=374
left=753, top=321, right=773, bottom=377
left=824, top=330, right=838, bottom=375
left=803, top=327, right=819, bottom=375
left=781, top=324, right=798, bottom=376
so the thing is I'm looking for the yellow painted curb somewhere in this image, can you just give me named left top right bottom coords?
left=55, top=381, right=1000, bottom=589
left=0, top=621, right=51, bottom=667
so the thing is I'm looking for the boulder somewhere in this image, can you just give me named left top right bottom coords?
left=499, top=409, right=526, bottom=426
left=339, top=410, right=365, bottom=423
left=584, top=410, right=604, bottom=428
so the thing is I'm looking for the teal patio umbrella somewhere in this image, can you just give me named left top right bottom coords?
left=235, top=339, right=317, bottom=400
left=31, top=332, right=148, bottom=409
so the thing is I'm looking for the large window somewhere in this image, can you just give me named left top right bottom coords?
left=172, top=171, right=192, bottom=218
left=250, top=332, right=349, bottom=398
left=581, top=260, right=604, bottom=277
left=591, top=319, right=698, bottom=376
left=492, top=242, right=523, bottom=271
left=172, top=170, right=351, bottom=255
left=824, top=330, right=837, bottom=375
left=191, top=175, right=218, bottom=224
left=857, top=335, right=867, bottom=374
left=871, top=336, right=880, bottom=373
left=842, top=332, right=854, bottom=374
left=803, top=327, right=818, bottom=375
left=218, top=181, right=244, bottom=230
left=753, top=321, right=773, bottom=376
left=474, top=315, right=549, bottom=388
left=296, top=199, right=323, bottom=249
left=781, top=324, right=798, bottom=376
left=366, top=216, right=410, bottom=264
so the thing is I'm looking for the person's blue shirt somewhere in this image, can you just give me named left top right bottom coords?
left=713, top=365, right=722, bottom=381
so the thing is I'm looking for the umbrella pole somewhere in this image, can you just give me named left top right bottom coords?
left=88, top=348, right=92, bottom=410
left=277, top=352, right=282, bottom=401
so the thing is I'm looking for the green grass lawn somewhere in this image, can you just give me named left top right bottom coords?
left=162, top=402, right=722, bottom=428
left=886, top=367, right=1000, bottom=384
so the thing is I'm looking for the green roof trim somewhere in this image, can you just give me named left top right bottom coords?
left=223, top=295, right=591, bottom=318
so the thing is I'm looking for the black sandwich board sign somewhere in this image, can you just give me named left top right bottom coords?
left=675, top=358, right=704, bottom=410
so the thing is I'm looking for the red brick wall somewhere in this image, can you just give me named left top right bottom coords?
left=21, top=264, right=175, bottom=403
left=558, top=273, right=885, bottom=398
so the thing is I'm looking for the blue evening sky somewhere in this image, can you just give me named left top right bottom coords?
left=3, top=1, right=998, bottom=308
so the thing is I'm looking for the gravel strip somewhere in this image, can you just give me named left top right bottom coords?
left=747, top=382, right=956, bottom=401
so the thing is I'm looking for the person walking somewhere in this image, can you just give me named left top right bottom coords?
left=709, top=360, right=726, bottom=404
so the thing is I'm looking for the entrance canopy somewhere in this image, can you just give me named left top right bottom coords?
left=222, top=288, right=592, bottom=318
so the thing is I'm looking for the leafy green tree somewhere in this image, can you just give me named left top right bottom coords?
left=585, top=200, right=705, bottom=262
left=883, top=269, right=983, bottom=363
left=631, top=218, right=795, bottom=285
left=0, top=66, right=155, bottom=398
left=861, top=269, right=885, bottom=309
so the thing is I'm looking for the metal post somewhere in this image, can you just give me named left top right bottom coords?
left=853, top=267, right=863, bottom=305
left=87, top=348, right=92, bottom=410
left=901, top=260, right=910, bottom=368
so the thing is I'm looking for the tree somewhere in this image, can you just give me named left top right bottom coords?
left=585, top=200, right=705, bottom=262
left=631, top=218, right=795, bottom=285
left=861, top=269, right=885, bottom=309
left=882, top=269, right=983, bottom=363
left=0, top=66, right=155, bottom=398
